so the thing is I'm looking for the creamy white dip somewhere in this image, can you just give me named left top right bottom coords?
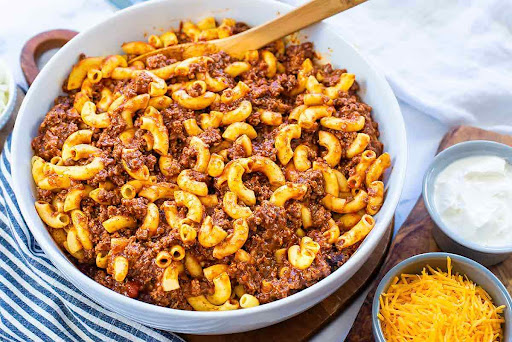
left=433, top=155, right=512, bottom=248
left=0, top=62, right=9, bottom=115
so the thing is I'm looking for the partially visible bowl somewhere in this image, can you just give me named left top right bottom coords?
left=372, top=252, right=512, bottom=341
left=423, top=140, right=512, bottom=266
left=11, top=0, right=407, bottom=334
left=0, top=59, right=17, bottom=129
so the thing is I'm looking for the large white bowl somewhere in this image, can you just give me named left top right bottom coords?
left=12, top=0, right=406, bottom=334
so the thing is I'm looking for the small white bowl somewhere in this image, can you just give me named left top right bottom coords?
left=0, top=59, right=17, bottom=129
left=372, top=253, right=512, bottom=341
left=423, top=141, right=512, bottom=266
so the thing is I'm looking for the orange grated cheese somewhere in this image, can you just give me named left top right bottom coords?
left=378, top=257, right=506, bottom=341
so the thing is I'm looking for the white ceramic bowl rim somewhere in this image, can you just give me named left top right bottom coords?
left=11, top=0, right=407, bottom=324
left=372, top=252, right=512, bottom=341
left=423, top=140, right=512, bottom=254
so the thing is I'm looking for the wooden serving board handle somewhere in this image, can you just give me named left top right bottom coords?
left=20, top=29, right=78, bottom=86
left=346, top=126, right=512, bottom=341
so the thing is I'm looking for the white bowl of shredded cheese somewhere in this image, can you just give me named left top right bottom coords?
left=0, top=59, right=16, bottom=129
left=372, top=253, right=511, bottom=341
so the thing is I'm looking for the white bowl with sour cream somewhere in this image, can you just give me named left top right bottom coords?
left=423, top=140, right=512, bottom=266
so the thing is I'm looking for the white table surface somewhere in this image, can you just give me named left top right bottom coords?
left=0, top=0, right=449, bottom=340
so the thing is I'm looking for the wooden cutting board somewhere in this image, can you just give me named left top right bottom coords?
left=346, top=125, right=512, bottom=341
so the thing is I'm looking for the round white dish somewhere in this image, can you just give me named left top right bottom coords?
left=372, top=253, right=512, bottom=340
left=0, top=59, right=17, bottom=129
left=11, top=0, right=407, bottom=334
left=423, top=140, right=512, bottom=266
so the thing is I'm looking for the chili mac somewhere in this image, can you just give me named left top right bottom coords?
left=31, top=17, right=390, bottom=311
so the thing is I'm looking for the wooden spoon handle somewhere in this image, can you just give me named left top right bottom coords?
left=226, top=0, right=367, bottom=54
left=20, top=29, right=78, bottom=86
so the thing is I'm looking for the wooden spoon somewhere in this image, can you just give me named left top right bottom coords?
left=130, top=0, right=367, bottom=63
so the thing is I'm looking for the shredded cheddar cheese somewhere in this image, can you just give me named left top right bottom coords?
left=378, top=257, right=506, bottom=341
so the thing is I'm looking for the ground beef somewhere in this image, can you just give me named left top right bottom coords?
left=158, top=156, right=181, bottom=178
left=295, top=169, right=325, bottom=200
left=232, top=22, right=250, bottom=35
left=282, top=42, right=315, bottom=73
left=146, top=54, right=176, bottom=69
left=122, top=148, right=156, bottom=172
left=161, top=104, right=194, bottom=154
left=244, top=173, right=273, bottom=202
left=207, top=51, right=236, bottom=78
left=317, top=63, right=347, bottom=87
left=197, top=128, right=222, bottom=147
left=31, top=98, right=80, bottom=161
left=121, top=197, right=148, bottom=220
left=247, top=202, right=296, bottom=252
left=211, top=208, right=231, bottom=231
left=310, top=203, right=332, bottom=228
left=228, top=140, right=247, bottom=159
left=186, top=81, right=204, bottom=97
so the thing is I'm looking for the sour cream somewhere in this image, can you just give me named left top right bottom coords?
left=433, top=155, right=512, bottom=248
left=0, top=61, right=9, bottom=115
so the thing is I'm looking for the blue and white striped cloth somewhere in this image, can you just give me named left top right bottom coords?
left=0, top=136, right=183, bottom=342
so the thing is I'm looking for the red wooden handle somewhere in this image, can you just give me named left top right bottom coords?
left=20, top=29, right=78, bottom=86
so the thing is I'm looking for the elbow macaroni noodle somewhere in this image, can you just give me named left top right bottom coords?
left=31, top=17, right=391, bottom=311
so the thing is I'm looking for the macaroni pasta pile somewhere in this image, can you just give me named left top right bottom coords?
left=31, top=17, right=390, bottom=311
